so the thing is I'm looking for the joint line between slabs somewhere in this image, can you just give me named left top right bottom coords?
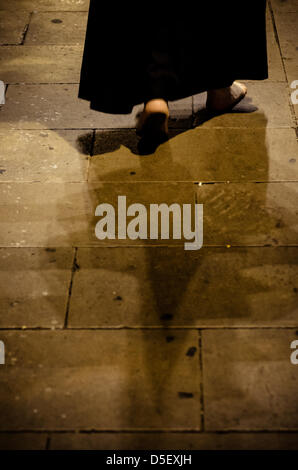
left=268, top=0, right=298, bottom=130
left=35, top=10, right=89, bottom=13
left=45, top=435, right=51, bottom=450
left=0, top=326, right=298, bottom=332
left=198, top=330, right=205, bottom=431
left=63, top=247, right=78, bottom=328
left=1, top=428, right=298, bottom=434
left=20, top=12, right=34, bottom=46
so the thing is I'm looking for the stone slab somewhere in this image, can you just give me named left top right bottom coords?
left=195, top=181, right=298, bottom=246
left=0, top=247, right=73, bottom=328
left=275, top=13, right=298, bottom=83
left=267, top=30, right=286, bottom=82
left=69, top=247, right=298, bottom=328
left=68, top=247, right=298, bottom=328
left=89, top=128, right=298, bottom=182
left=0, top=0, right=90, bottom=11
left=0, top=181, right=296, bottom=247
left=193, top=82, right=294, bottom=129
left=0, top=129, right=90, bottom=182
left=0, top=330, right=201, bottom=430
left=0, top=84, right=141, bottom=129
left=50, top=431, right=298, bottom=450
left=0, top=433, right=47, bottom=450
left=0, top=46, right=83, bottom=84
left=0, top=182, right=196, bottom=247
left=203, top=329, right=298, bottom=430
left=271, top=0, right=298, bottom=13
left=25, top=12, right=88, bottom=45
left=0, top=11, right=30, bottom=45
left=0, top=84, right=191, bottom=130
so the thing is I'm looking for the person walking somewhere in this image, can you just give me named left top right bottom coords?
left=79, top=2, right=268, bottom=144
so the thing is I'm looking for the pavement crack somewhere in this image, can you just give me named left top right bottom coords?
left=63, top=247, right=78, bottom=328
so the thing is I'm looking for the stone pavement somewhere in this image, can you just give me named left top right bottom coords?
left=0, top=0, right=297, bottom=450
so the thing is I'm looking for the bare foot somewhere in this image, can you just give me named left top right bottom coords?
left=136, top=99, right=169, bottom=138
left=206, top=81, right=247, bottom=113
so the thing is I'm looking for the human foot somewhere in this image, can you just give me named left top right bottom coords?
left=136, top=99, right=169, bottom=139
left=206, top=81, right=247, bottom=113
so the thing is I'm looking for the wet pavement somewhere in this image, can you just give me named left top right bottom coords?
left=0, top=0, right=297, bottom=450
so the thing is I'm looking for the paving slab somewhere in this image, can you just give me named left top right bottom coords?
left=274, top=11, right=298, bottom=121
left=0, top=84, right=191, bottom=130
left=0, top=433, right=46, bottom=450
left=0, top=0, right=90, bottom=11
left=203, top=329, right=298, bottom=430
left=0, top=129, right=89, bottom=182
left=3, top=82, right=291, bottom=132
left=0, top=330, right=201, bottom=430
left=275, top=12, right=298, bottom=84
left=265, top=7, right=286, bottom=82
left=271, top=0, right=298, bottom=13
left=68, top=247, right=298, bottom=328
left=0, top=11, right=30, bottom=45
left=0, top=247, right=73, bottom=328
left=0, top=46, right=83, bottom=84
left=0, top=182, right=296, bottom=247
left=266, top=23, right=287, bottom=82
left=25, top=12, right=88, bottom=45
left=168, top=97, right=192, bottom=129
left=0, top=1, right=296, bottom=445
left=193, top=82, right=294, bottom=129
left=0, top=84, right=142, bottom=130
left=0, top=182, right=196, bottom=247
left=89, top=128, right=298, bottom=182
left=196, top=182, right=298, bottom=246
left=50, top=431, right=298, bottom=450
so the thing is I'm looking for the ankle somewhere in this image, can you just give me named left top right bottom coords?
left=144, top=99, right=169, bottom=115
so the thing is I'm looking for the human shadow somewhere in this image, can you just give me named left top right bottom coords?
left=49, top=108, right=285, bottom=444
left=77, top=108, right=298, bottom=445
left=1, top=89, right=298, bottom=446
left=75, top=94, right=258, bottom=157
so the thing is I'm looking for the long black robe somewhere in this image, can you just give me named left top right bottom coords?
left=78, top=1, right=268, bottom=114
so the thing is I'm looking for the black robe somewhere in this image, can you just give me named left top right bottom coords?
left=78, top=1, right=268, bottom=114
